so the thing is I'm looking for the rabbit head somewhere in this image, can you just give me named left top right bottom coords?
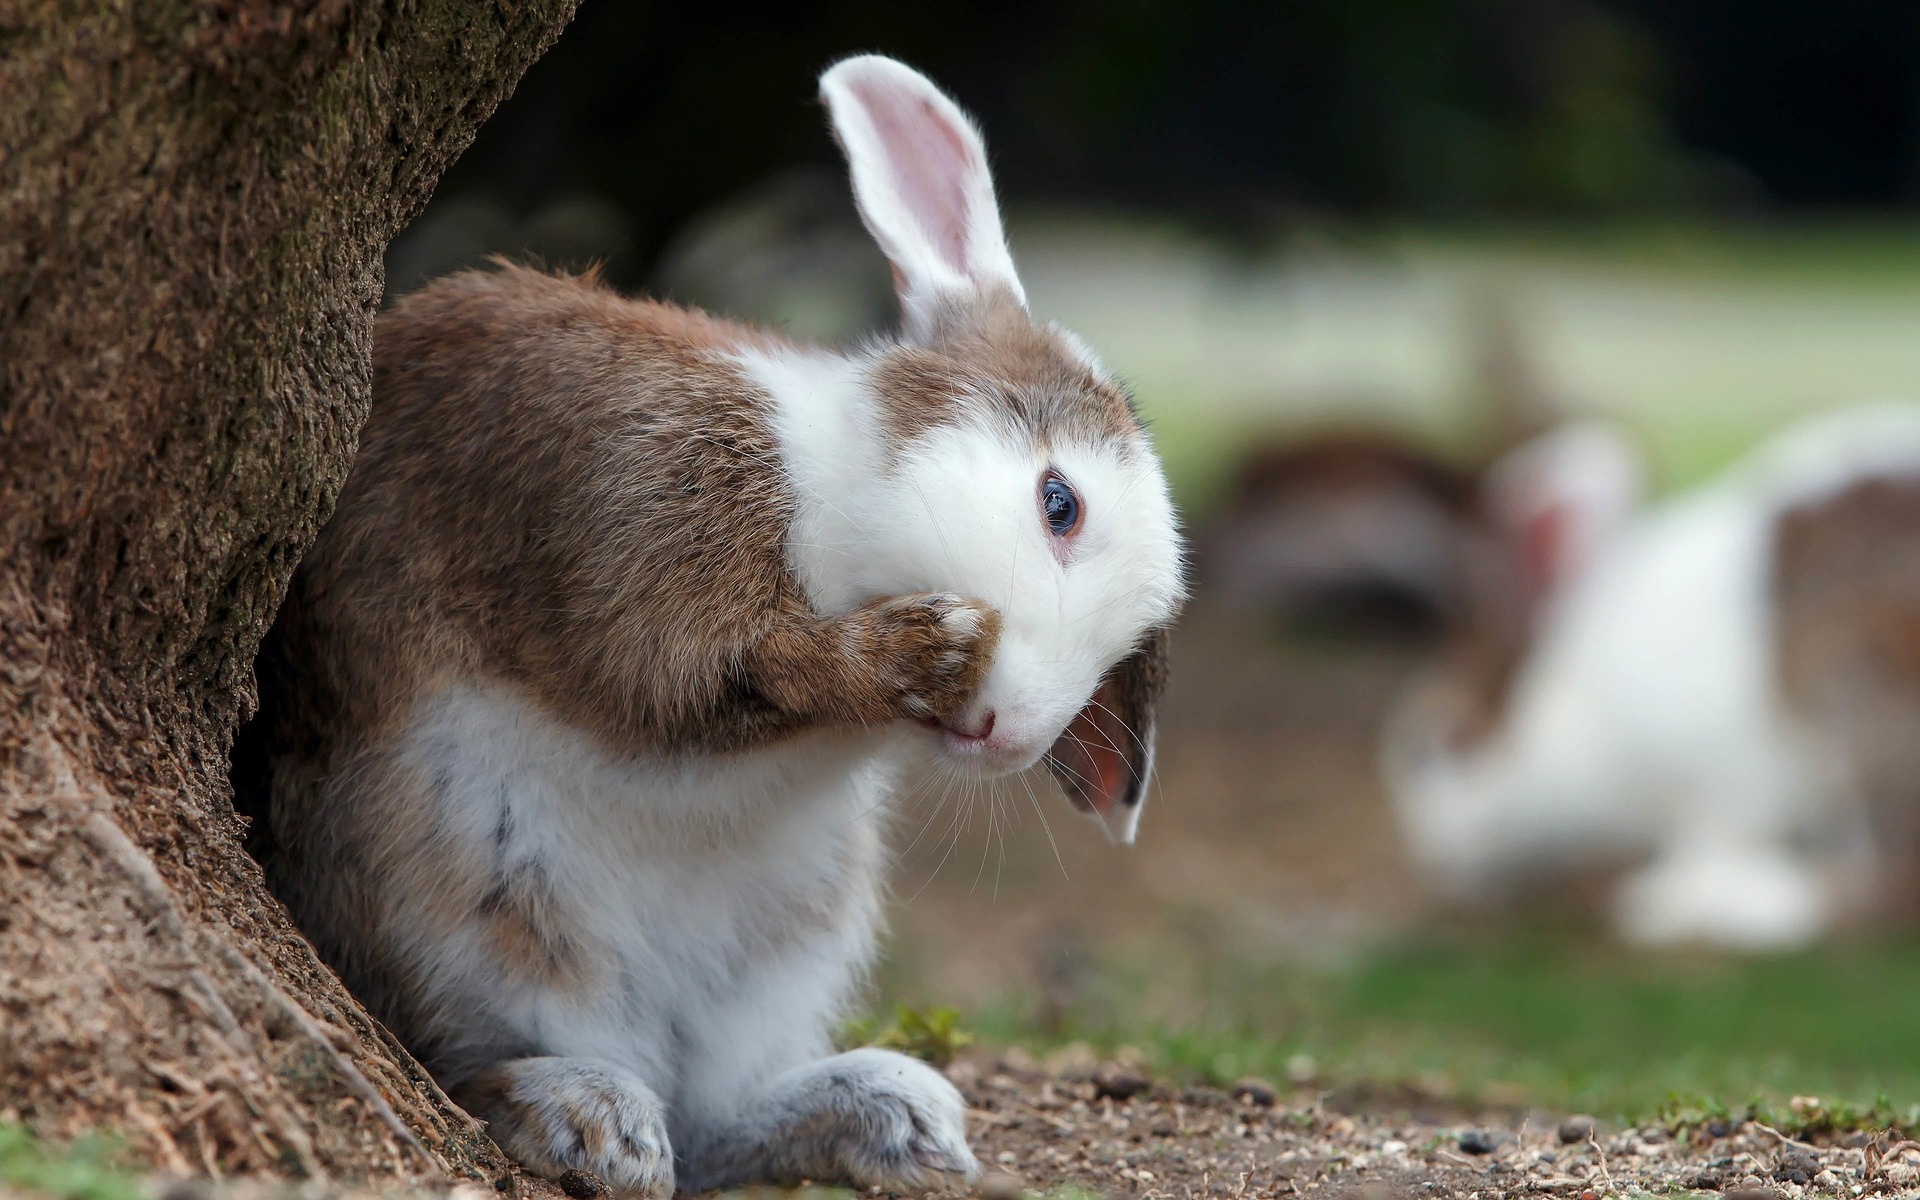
left=750, top=56, right=1185, bottom=842
left=1379, top=419, right=1645, bottom=896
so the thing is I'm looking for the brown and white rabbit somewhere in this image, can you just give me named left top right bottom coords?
left=1382, top=402, right=1920, bottom=949
left=1202, top=430, right=1494, bottom=639
left=239, top=55, right=1185, bottom=1196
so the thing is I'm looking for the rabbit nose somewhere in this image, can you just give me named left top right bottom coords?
left=948, top=710, right=996, bottom=741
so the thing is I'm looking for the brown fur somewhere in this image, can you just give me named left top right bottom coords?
left=870, top=290, right=1143, bottom=451
left=1774, top=476, right=1920, bottom=920
left=1219, top=433, right=1481, bottom=523
left=249, top=263, right=1001, bottom=764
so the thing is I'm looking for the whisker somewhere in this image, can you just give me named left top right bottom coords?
left=1019, top=767, right=1070, bottom=882
left=1055, top=728, right=1142, bottom=790
left=905, top=772, right=971, bottom=905
left=894, top=770, right=955, bottom=866
left=1086, top=695, right=1153, bottom=761
left=971, top=776, right=996, bottom=895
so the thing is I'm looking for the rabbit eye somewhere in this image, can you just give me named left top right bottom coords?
left=1040, top=472, right=1082, bottom=537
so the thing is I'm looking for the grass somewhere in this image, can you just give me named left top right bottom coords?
left=0, top=1126, right=140, bottom=1200
left=915, top=930, right=1920, bottom=1134
left=838, top=1003, right=974, bottom=1067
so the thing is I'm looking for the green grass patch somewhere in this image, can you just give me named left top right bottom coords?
left=838, top=1003, right=974, bottom=1067
left=924, top=932, right=1920, bottom=1130
left=0, top=1126, right=140, bottom=1200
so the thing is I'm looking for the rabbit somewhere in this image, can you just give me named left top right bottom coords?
left=1202, top=291, right=1564, bottom=646
left=1203, top=429, right=1498, bottom=641
left=235, top=54, right=1185, bottom=1196
left=1380, top=401, right=1920, bottom=950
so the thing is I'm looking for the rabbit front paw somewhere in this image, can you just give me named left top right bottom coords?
left=856, top=592, right=1001, bottom=723
left=460, top=1057, right=674, bottom=1198
left=811, top=1048, right=980, bottom=1188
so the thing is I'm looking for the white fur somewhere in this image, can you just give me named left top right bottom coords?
left=391, top=684, right=902, bottom=1104
left=819, top=55, right=1026, bottom=337
left=1384, top=401, right=1920, bottom=949
left=384, top=684, right=977, bottom=1190
left=744, top=340, right=1182, bottom=778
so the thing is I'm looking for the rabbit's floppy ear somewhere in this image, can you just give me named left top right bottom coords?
left=819, top=55, right=1025, bottom=338
left=1045, top=626, right=1169, bottom=845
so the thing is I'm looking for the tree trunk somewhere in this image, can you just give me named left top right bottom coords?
left=1, top=0, right=576, bottom=1182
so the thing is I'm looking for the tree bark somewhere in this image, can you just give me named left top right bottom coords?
left=1, top=0, right=576, bottom=1181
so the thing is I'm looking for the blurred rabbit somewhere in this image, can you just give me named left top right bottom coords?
left=1204, top=430, right=1494, bottom=640
left=1383, top=402, right=1920, bottom=949
left=1203, top=292, right=1560, bottom=643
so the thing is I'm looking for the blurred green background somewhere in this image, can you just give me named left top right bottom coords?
left=391, top=0, right=1920, bottom=1129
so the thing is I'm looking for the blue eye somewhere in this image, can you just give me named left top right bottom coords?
left=1040, top=473, right=1081, bottom=537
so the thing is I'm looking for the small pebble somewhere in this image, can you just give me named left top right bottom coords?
left=557, top=1170, right=607, bottom=1200
left=1773, top=1147, right=1818, bottom=1185
left=1092, top=1069, right=1152, bottom=1100
left=1232, top=1076, right=1277, bottom=1107
left=1381, top=1138, right=1409, bottom=1155
left=1457, top=1128, right=1506, bottom=1155
left=1706, top=1119, right=1734, bottom=1138
left=1726, top=1188, right=1784, bottom=1200
left=977, top=1169, right=1026, bottom=1200
left=1557, top=1114, right=1597, bottom=1145
left=492, top=1176, right=517, bottom=1196
left=1814, top=1169, right=1843, bottom=1189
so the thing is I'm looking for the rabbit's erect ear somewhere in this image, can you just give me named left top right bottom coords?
left=1045, top=626, right=1169, bottom=845
left=819, top=55, right=1024, bottom=337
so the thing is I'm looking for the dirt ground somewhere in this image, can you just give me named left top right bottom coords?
left=931, top=1048, right=1918, bottom=1200
left=72, top=1054, right=1917, bottom=1200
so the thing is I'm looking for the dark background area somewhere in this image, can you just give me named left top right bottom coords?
left=394, top=0, right=1920, bottom=293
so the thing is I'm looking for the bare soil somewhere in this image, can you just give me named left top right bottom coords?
left=31, top=1052, right=1910, bottom=1200
left=930, top=1049, right=1909, bottom=1200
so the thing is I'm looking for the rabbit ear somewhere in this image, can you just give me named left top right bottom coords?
left=1484, top=421, right=1643, bottom=603
left=1046, top=626, right=1169, bottom=845
left=819, top=55, right=1025, bottom=337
